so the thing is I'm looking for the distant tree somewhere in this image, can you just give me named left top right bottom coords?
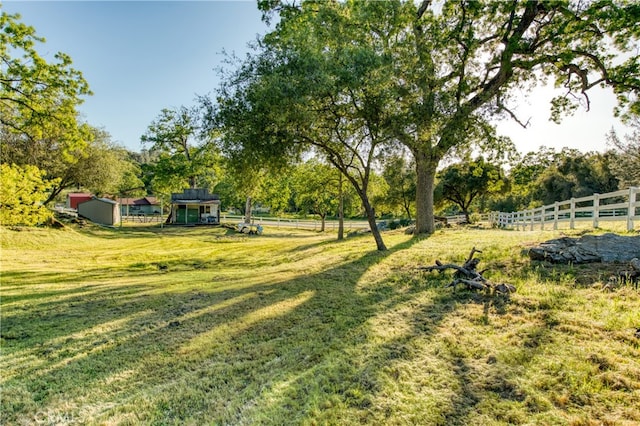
left=1, top=125, right=139, bottom=204
left=141, top=106, right=220, bottom=194
left=533, top=150, right=619, bottom=205
left=491, top=146, right=561, bottom=211
left=211, top=177, right=242, bottom=213
left=116, top=150, right=147, bottom=198
left=435, top=157, right=507, bottom=222
left=607, top=119, right=640, bottom=188
left=44, top=128, right=144, bottom=203
left=293, top=159, right=341, bottom=232
left=259, top=170, right=293, bottom=215
left=379, top=154, right=416, bottom=219
left=0, top=163, right=55, bottom=226
left=222, top=156, right=271, bottom=224
left=509, top=147, right=559, bottom=190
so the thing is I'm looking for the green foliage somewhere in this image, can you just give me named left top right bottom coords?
left=3, top=125, right=145, bottom=203
left=210, top=2, right=396, bottom=250
left=259, top=170, right=293, bottom=215
left=435, top=157, right=507, bottom=221
left=0, top=9, right=91, bottom=159
left=533, top=150, right=619, bottom=205
left=488, top=147, right=621, bottom=211
left=0, top=163, right=55, bottom=225
left=293, top=159, right=340, bottom=220
left=377, top=154, right=416, bottom=219
left=141, top=106, right=221, bottom=194
left=212, top=178, right=242, bottom=213
left=607, top=119, right=640, bottom=188
left=242, top=0, right=640, bottom=236
left=51, top=127, right=146, bottom=201
left=116, top=150, right=147, bottom=198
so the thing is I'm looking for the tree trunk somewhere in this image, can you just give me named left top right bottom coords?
left=403, top=198, right=412, bottom=221
left=44, top=175, right=72, bottom=205
left=361, top=195, right=387, bottom=251
left=337, top=174, right=344, bottom=240
left=244, top=196, right=252, bottom=223
left=414, top=151, right=438, bottom=234
left=320, top=213, right=326, bottom=232
left=463, top=209, right=471, bottom=223
left=44, top=186, right=64, bottom=206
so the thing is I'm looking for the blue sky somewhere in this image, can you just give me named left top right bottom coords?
left=3, top=0, right=268, bottom=151
left=2, top=1, right=630, bottom=154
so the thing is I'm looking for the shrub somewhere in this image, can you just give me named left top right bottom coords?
left=0, top=164, right=57, bottom=226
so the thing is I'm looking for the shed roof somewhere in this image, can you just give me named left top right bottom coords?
left=118, top=196, right=159, bottom=206
left=79, top=197, right=118, bottom=206
left=173, top=199, right=220, bottom=205
left=171, top=188, right=219, bottom=202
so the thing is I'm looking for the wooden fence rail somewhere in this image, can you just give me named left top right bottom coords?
left=221, top=214, right=471, bottom=231
left=490, top=187, right=640, bottom=231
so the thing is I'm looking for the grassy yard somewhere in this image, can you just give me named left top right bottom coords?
left=1, top=223, right=639, bottom=425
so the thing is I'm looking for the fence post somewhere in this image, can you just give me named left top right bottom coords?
left=540, top=207, right=545, bottom=230
left=570, top=198, right=576, bottom=229
left=593, top=193, right=600, bottom=228
left=628, top=187, right=637, bottom=231
left=530, top=209, right=535, bottom=231
left=553, top=202, right=559, bottom=230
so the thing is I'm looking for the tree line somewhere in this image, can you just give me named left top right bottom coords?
left=2, top=2, right=639, bottom=251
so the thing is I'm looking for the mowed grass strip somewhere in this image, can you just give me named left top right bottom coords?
left=1, top=224, right=639, bottom=425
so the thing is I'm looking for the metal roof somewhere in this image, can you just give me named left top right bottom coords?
left=172, top=199, right=220, bottom=204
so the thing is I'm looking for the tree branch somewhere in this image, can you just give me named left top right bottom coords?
left=416, top=0, right=431, bottom=19
left=496, top=95, right=531, bottom=128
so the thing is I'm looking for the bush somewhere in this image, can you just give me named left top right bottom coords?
left=0, top=164, right=56, bottom=226
left=388, top=218, right=413, bottom=230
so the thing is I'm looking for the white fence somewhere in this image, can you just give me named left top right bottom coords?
left=221, top=213, right=471, bottom=231
left=221, top=214, right=371, bottom=231
left=490, top=187, right=640, bottom=231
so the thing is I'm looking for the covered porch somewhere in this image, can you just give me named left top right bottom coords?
left=169, top=189, right=221, bottom=225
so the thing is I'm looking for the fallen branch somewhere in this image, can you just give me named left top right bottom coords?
left=418, top=263, right=485, bottom=281
left=420, top=247, right=516, bottom=295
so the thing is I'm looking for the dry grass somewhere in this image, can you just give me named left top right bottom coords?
left=1, top=223, right=639, bottom=425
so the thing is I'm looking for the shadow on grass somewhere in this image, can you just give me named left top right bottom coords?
left=0, top=233, right=572, bottom=425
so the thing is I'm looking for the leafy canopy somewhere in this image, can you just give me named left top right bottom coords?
left=255, top=0, right=640, bottom=238
left=1, top=9, right=91, bottom=157
left=141, top=106, right=221, bottom=194
left=0, top=163, right=56, bottom=226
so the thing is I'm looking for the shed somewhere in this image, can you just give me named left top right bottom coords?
left=170, top=189, right=220, bottom=225
left=77, top=197, right=121, bottom=226
left=67, top=193, right=93, bottom=210
left=117, top=196, right=161, bottom=216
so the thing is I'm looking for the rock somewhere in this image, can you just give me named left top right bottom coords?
left=529, top=233, right=640, bottom=264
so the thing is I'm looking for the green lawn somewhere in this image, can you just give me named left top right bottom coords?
left=1, top=223, right=639, bottom=425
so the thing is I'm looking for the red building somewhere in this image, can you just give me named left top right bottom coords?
left=67, top=193, right=93, bottom=210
